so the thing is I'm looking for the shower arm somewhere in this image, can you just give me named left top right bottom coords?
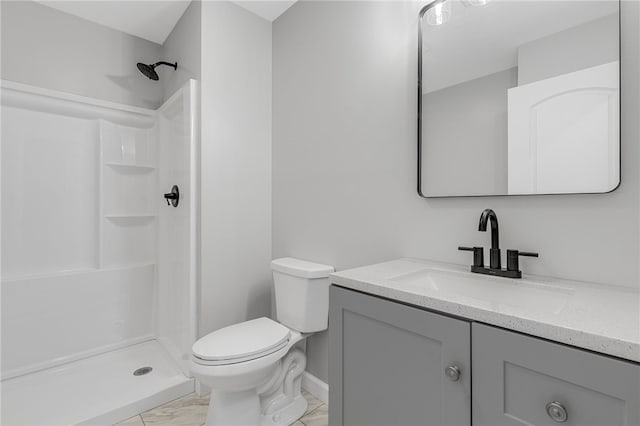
left=153, top=61, right=178, bottom=70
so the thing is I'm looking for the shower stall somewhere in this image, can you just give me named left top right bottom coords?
left=1, top=79, right=199, bottom=425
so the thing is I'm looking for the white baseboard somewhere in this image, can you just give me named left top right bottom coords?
left=195, top=380, right=211, bottom=397
left=301, top=371, right=328, bottom=405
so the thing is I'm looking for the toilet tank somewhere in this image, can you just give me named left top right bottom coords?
left=271, top=258, right=334, bottom=333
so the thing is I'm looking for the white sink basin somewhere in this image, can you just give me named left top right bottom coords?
left=388, top=267, right=574, bottom=316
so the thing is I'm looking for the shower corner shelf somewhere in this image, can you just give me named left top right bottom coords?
left=104, top=214, right=157, bottom=219
left=104, top=162, right=156, bottom=171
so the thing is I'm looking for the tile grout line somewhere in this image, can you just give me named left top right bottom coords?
left=308, top=402, right=327, bottom=415
left=119, top=393, right=324, bottom=426
left=300, top=402, right=327, bottom=422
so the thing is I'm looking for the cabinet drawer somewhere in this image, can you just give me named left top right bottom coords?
left=472, top=323, right=640, bottom=426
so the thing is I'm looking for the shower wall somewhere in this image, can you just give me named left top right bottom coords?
left=1, top=80, right=198, bottom=380
left=1, top=83, right=158, bottom=379
left=1, top=1, right=199, bottom=387
left=156, top=81, right=199, bottom=375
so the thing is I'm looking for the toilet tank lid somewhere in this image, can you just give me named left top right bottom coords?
left=271, top=258, right=334, bottom=279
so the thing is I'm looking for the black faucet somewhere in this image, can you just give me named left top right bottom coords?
left=478, top=208, right=501, bottom=269
left=459, top=209, right=538, bottom=279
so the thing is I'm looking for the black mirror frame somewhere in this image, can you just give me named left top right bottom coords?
left=417, top=0, right=622, bottom=198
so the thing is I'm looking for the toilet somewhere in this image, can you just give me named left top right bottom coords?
left=191, top=258, right=334, bottom=426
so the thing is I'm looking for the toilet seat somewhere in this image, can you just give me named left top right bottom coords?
left=192, top=317, right=291, bottom=366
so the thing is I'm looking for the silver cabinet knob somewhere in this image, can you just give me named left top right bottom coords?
left=546, top=401, right=568, bottom=423
left=444, top=365, right=461, bottom=382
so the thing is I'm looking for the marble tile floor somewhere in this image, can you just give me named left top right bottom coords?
left=114, top=390, right=328, bottom=426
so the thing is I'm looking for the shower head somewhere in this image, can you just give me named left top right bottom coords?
left=136, top=61, right=178, bottom=81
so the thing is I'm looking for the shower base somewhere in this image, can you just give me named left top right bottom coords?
left=1, top=340, right=194, bottom=425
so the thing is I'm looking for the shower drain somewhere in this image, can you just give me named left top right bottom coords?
left=133, top=366, right=153, bottom=376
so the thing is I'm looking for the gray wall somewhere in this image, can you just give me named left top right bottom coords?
left=273, top=0, right=639, bottom=383
left=162, top=0, right=201, bottom=101
left=1, top=1, right=164, bottom=109
left=518, top=13, right=619, bottom=85
left=422, top=68, right=516, bottom=196
left=160, top=0, right=274, bottom=344
left=199, top=1, right=273, bottom=338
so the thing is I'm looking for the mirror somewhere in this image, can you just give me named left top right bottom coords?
left=418, top=0, right=620, bottom=197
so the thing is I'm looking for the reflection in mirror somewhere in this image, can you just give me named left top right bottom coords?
left=419, top=0, right=620, bottom=197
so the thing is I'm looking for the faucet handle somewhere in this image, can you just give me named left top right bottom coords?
left=507, top=249, right=539, bottom=272
left=519, top=251, right=539, bottom=258
left=458, top=246, right=484, bottom=267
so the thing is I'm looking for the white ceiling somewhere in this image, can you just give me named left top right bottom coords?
left=231, top=0, right=298, bottom=21
left=34, top=0, right=192, bottom=45
left=35, top=0, right=297, bottom=46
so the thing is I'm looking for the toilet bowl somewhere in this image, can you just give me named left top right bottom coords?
left=191, top=258, right=334, bottom=426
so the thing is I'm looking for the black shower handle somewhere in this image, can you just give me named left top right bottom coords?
left=164, top=193, right=177, bottom=204
left=164, top=185, right=179, bottom=207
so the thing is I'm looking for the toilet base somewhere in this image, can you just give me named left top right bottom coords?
left=194, top=331, right=311, bottom=426
left=199, top=348, right=309, bottom=426
left=260, top=394, right=307, bottom=426
left=206, top=389, right=260, bottom=426
left=204, top=389, right=308, bottom=426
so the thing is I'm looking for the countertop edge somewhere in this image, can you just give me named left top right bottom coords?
left=330, top=274, right=640, bottom=364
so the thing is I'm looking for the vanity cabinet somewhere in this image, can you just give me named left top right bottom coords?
left=473, top=323, right=640, bottom=426
left=329, top=286, right=640, bottom=426
left=328, top=285, right=471, bottom=426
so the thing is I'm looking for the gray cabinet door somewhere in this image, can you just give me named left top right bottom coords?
left=328, top=286, right=471, bottom=426
left=472, top=323, right=640, bottom=426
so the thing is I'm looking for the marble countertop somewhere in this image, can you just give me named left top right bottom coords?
left=330, top=258, right=640, bottom=363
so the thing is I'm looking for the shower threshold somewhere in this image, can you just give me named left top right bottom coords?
left=1, top=340, right=194, bottom=425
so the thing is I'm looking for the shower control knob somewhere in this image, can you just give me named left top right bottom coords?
left=444, top=365, right=461, bottom=382
left=164, top=185, right=180, bottom=208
